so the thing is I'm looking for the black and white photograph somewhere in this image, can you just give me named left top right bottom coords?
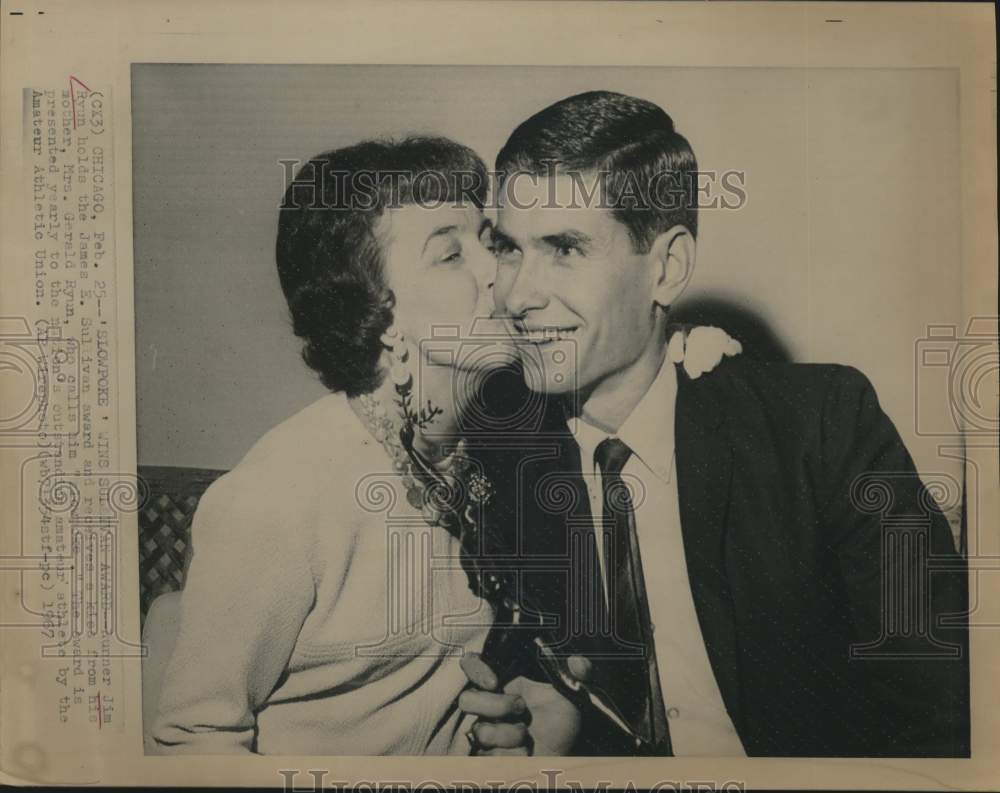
left=131, top=63, right=974, bottom=759
left=3, top=2, right=998, bottom=788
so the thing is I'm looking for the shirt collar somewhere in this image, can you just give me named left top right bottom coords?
left=569, top=356, right=678, bottom=483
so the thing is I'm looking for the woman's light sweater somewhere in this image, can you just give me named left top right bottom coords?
left=150, top=393, right=491, bottom=755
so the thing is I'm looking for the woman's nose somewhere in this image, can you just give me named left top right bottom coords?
left=470, top=241, right=498, bottom=291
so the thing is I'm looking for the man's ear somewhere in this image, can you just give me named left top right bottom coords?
left=648, top=225, right=695, bottom=310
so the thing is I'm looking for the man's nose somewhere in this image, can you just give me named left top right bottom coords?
left=502, top=255, right=548, bottom=317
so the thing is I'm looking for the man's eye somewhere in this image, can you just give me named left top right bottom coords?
left=554, top=244, right=580, bottom=259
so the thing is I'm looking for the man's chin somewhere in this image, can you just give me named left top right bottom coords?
left=515, top=341, right=580, bottom=394
left=453, top=350, right=519, bottom=374
left=521, top=371, right=577, bottom=395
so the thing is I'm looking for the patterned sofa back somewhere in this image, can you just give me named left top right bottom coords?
left=137, top=465, right=227, bottom=626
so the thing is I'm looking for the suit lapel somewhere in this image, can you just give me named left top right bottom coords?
left=674, top=366, right=744, bottom=734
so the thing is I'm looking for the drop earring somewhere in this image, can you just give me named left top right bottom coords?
left=380, top=325, right=412, bottom=392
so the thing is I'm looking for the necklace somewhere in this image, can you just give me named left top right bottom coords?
left=357, top=392, right=468, bottom=527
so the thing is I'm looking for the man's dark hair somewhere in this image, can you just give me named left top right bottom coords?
left=276, top=136, right=488, bottom=397
left=495, top=90, right=698, bottom=251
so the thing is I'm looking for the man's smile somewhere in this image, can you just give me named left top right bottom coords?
left=511, top=321, right=581, bottom=345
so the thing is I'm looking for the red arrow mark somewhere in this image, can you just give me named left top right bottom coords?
left=69, top=75, right=92, bottom=130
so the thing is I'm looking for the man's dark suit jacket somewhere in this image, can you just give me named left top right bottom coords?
left=475, top=358, right=969, bottom=757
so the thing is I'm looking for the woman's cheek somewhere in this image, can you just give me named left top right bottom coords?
left=396, top=270, right=482, bottom=352
left=423, top=269, right=480, bottom=332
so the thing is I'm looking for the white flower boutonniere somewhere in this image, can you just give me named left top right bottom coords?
left=668, top=325, right=743, bottom=379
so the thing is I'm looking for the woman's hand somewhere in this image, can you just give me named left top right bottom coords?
left=458, top=652, right=581, bottom=756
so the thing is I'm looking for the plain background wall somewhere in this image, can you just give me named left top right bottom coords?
left=132, top=65, right=962, bottom=484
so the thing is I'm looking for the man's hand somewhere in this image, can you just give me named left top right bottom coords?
left=458, top=652, right=582, bottom=756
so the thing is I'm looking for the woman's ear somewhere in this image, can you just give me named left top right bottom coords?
left=649, top=225, right=696, bottom=310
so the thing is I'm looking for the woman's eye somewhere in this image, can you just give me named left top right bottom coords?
left=440, top=249, right=462, bottom=264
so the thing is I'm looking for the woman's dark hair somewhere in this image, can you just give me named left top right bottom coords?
left=495, top=90, right=698, bottom=251
left=276, top=136, right=488, bottom=396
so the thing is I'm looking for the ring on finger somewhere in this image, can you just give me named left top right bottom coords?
left=465, top=725, right=482, bottom=755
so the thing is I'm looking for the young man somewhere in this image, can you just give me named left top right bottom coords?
left=475, top=91, right=969, bottom=757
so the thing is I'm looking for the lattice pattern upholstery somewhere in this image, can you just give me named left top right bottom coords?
left=137, top=466, right=226, bottom=626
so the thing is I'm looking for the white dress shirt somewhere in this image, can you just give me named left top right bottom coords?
left=570, top=357, right=746, bottom=756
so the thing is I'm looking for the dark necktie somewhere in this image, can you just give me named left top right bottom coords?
left=595, top=437, right=672, bottom=754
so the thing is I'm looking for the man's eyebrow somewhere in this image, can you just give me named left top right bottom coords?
left=421, top=225, right=458, bottom=254
left=539, top=230, right=593, bottom=251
